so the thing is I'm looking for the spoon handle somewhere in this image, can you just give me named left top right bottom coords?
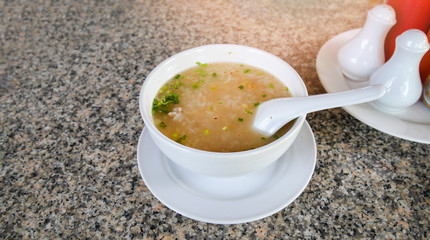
left=253, top=84, right=386, bottom=136
left=288, top=84, right=386, bottom=115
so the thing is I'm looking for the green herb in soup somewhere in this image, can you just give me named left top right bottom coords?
left=152, top=62, right=293, bottom=152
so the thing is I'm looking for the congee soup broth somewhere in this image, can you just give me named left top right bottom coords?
left=152, top=62, right=293, bottom=152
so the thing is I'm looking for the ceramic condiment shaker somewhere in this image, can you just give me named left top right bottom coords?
left=337, top=4, right=396, bottom=81
left=368, top=29, right=430, bottom=112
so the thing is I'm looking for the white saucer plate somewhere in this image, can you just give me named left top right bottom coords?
left=316, top=29, right=430, bottom=144
left=137, top=121, right=316, bottom=224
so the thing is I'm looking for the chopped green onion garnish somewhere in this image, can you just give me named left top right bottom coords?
left=254, top=102, right=260, bottom=107
left=171, top=81, right=182, bottom=89
left=238, top=118, right=243, bottom=122
left=159, top=93, right=179, bottom=105
left=239, top=85, right=244, bottom=90
left=212, top=73, right=217, bottom=77
left=175, top=74, right=181, bottom=79
left=176, top=135, right=187, bottom=144
left=193, top=80, right=204, bottom=88
left=160, top=122, right=167, bottom=128
left=196, top=62, right=207, bottom=67
left=204, top=129, right=209, bottom=135
left=262, top=94, right=267, bottom=97
left=261, top=137, right=266, bottom=140
left=269, top=83, right=274, bottom=88
left=285, top=87, right=289, bottom=91
left=152, top=92, right=180, bottom=114
left=244, top=69, right=250, bottom=73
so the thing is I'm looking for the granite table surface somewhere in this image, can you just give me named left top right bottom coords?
left=1, top=0, right=429, bottom=239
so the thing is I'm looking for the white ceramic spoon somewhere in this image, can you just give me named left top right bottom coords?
left=253, top=84, right=386, bottom=136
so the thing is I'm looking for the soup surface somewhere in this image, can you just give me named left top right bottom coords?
left=152, top=62, right=292, bottom=152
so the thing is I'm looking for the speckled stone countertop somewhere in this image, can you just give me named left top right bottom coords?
left=1, top=0, right=429, bottom=239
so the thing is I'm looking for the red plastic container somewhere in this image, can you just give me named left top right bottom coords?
left=384, top=0, right=430, bottom=61
left=419, top=30, right=430, bottom=84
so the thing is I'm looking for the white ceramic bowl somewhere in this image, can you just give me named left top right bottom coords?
left=139, top=44, right=308, bottom=178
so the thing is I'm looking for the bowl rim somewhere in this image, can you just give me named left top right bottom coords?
left=139, top=44, right=308, bottom=156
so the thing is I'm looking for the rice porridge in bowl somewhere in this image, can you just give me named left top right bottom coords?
left=152, top=62, right=294, bottom=152
left=139, top=44, right=308, bottom=177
